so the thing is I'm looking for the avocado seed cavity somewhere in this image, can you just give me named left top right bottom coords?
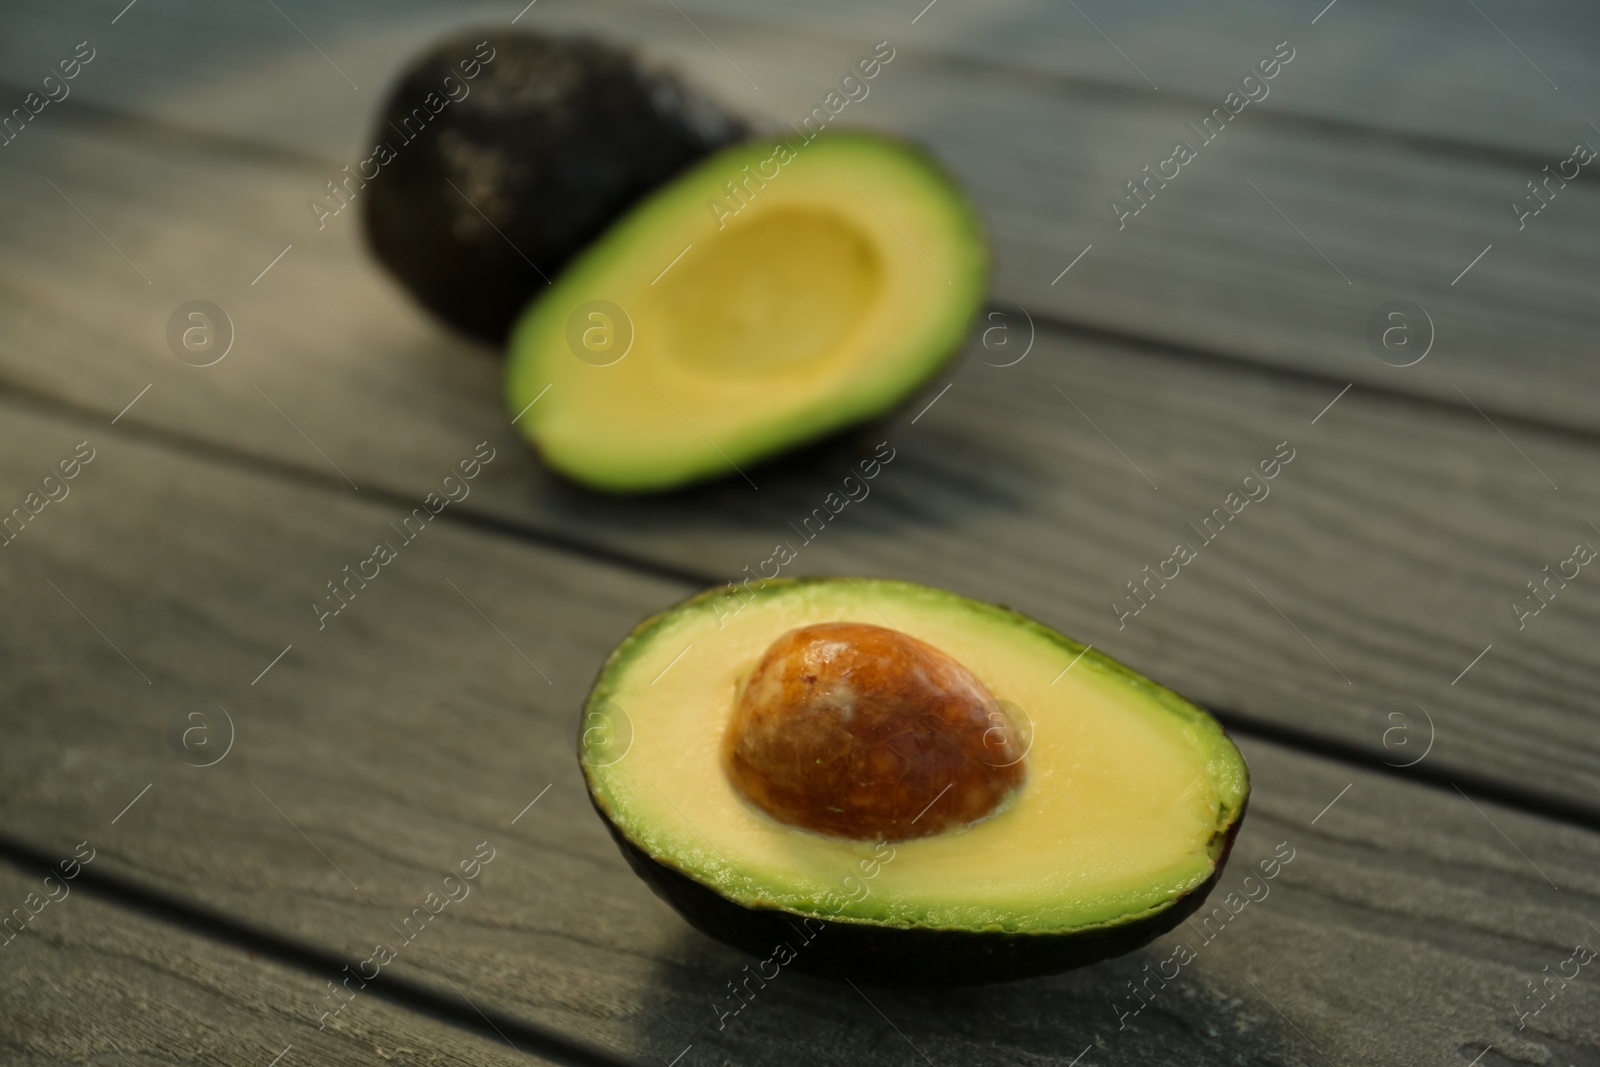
left=721, top=623, right=1027, bottom=842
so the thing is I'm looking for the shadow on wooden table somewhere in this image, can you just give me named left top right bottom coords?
left=633, top=921, right=1271, bottom=1066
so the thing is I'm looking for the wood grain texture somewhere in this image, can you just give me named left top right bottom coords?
left=0, top=862, right=559, bottom=1067
left=1, top=103, right=1596, bottom=811
left=4, top=0, right=1595, bottom=154
left=0, top=397, right=1598, bottom=1066
left=1, top=2, right=1598, bottom=430
left=707, top=0, right=1600, bottom=152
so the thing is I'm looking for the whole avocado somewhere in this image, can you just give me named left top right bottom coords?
left=362, top=30, right=747, bottom=343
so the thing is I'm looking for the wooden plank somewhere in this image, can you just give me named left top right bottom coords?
left=1, top=397, right=1598, bottom=1066
left=1, top=4, right=1598, bottom=430
left=693, top=0, right=1600, bottom=156
left=0, top=399, right=695, bottom=1060
left=1, top=109, right=1597, bottom=811
left=4, top=0, right=1594, bottom=156
left=0, top=864, right=561, bottom=1067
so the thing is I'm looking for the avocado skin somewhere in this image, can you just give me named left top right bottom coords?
left=362, top=30, right=746, bottom=343
left=590, top=787, right=1245, bottom=987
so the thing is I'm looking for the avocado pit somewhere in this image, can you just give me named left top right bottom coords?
left=722, top=622, right=1026, bottom=841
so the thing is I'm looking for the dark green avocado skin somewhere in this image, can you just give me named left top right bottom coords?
left=362, top=30, right=746, bottom=343
left=590, top=791, right=1246, bottom=987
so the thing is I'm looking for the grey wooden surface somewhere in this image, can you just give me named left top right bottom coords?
left=0, top=860, right=562, bottom=1067
left=18, top=0, right=1600, bottom=151
left=0, top=397, right=1597, bottom=1066
left=2, top=2, right=1599, bottom=1065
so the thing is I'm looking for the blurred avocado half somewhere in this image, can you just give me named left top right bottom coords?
left=505, top=131, right=988, bottom=492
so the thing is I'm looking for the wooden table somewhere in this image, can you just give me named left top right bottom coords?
left=3, top=2, right=1598, bottom=1064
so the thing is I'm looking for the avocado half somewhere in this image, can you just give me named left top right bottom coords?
left=579, top=578, right=1250, bottom=985
left=506, top=132, right=988, bottom=492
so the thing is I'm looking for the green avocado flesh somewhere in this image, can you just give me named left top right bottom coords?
left=580, top=578, right=1250, bottom=983
left=507, top=133, right=987, bottom=492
